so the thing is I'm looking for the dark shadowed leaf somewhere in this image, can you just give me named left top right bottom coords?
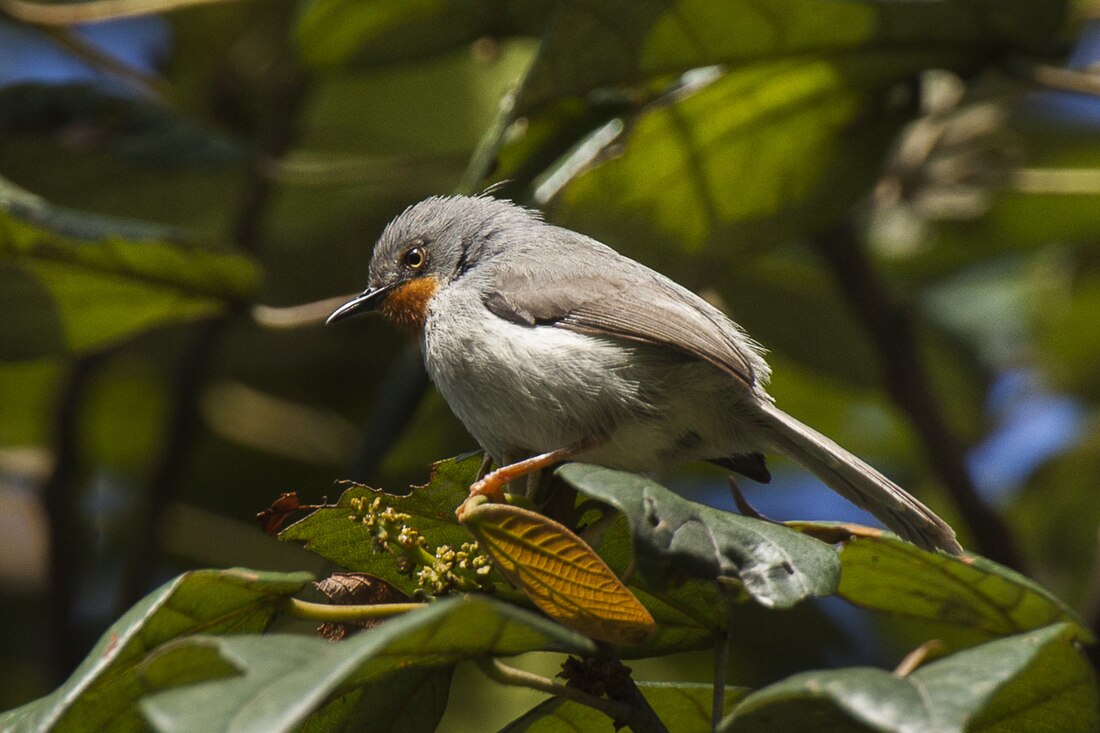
left=140, top=596, right=596, bottom=733
left=294, top=0, right=548, bottom=69
left=515, top=0, right=1065, bottom=112
left=501, top=682, right=750, bottom=733
left=0, top=569, right=312, bottom=732
left=557, top=464, right=839, bottom=608
left=721, top=623, right=1096, bottom=733
left=298, top=666, right=453, bottom=733
left=0, top=83, right=249, bottom=168
left=0, top=177, right=258, bottom=360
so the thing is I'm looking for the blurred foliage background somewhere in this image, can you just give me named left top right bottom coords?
left=2, top=0, right=1100, bottom=728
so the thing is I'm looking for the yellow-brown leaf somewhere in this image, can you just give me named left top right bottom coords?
left=462, top=501, right=655, bottom=645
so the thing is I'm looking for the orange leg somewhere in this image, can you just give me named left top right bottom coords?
left=467, top=445, right=583, bottom=504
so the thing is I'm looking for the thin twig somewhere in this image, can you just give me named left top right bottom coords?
left=117, top=53, right=310, bottom=607
left=0, top=0, right=247, bottom=25
left=282, top=598, right=425, bottom=622
left=1023, top=62, right=1100, bottom=98
left=41, top=350, right=114, bottom=683
left=598, top=648, right=671, bottom=733
left=814, top=222, right=1023, bottom=569
left=711, top=588, right=734, bottom=733
left=350, top=342, right=430, bottom=482
left=892, top=639, right=943, bottom=677
left=40, top=26, right=168, bottom=96
left=475, top=657, right=633, bottom=724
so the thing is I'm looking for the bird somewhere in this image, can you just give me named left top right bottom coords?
left=327, top=195, right=962, bottom=554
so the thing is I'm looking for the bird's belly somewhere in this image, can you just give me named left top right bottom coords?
left=422, top=294, right=761, bottom=468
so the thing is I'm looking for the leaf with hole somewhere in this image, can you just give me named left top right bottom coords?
left=558, top=464, right=839, bottom=608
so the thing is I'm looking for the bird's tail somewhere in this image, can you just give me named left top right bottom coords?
left=753, top=401, right=962, bottom=555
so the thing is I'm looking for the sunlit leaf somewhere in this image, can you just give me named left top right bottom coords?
left=278, top=454, right=481, bottom=595
left=0, top=177, right=258, bottom=360
left=721, top=623, right=1096, bottom=733
left=552, top=53, right=943, bottom=255
left=462, top=500, right=656, bottom=645
left=140, top=596, right=595, bottom=733
left=0, top=569, right=312, bottom=732
left=829, top=534, right=1092, bottom=647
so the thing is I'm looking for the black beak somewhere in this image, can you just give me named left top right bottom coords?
left=326, top=285, right=393, bottom=324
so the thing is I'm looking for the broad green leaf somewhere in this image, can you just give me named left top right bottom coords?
left=298, top=667, right=453, bottom=733
left=1039, top=271, right=1100, bottom=401
left=0, top=358, right=61, bottom=445
left=0, top=569, right=312, bottom=733
left=0, top=84, right=249, bottom=168
left=515, top=0, right=1065, bottom=113
left=721, top=623, right=1096, bottom=733
left=831, top=535, right=1091, bottom=646
left=294, top=0, right=548, bottom=69
left=278, top=454, right=481, bottom=595
left=462, top=500, right=656, bottom=645
left=552, top=53, right=943, bottom=255
left=0, top=178, right=258, bottom=360
left=575, top=505, right=844, bottom=661
left=1007, top=429, right=1100, bottom=608
left=501, top=682, right=751, bottom=733
left=557, top=464, right=840, bottom=608
left=140, top=596, right=596, bottom=733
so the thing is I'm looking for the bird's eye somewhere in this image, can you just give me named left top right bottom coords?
left=403, top=246, right=426, bottom=271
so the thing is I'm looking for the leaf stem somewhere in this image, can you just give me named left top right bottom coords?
left=282, top=598, right=425, bottom=623
left=475, top=657, right=632, bottom=722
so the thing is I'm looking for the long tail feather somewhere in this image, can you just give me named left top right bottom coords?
left=754, top=401, right=962, bottom=554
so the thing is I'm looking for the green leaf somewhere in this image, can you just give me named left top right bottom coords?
left=502, top=682, right=751, bottom=733
left=0, top=84, right=249, bottom=168
left=0, top=177, right=258, bottom=360
left=832, top=535, right=1092, bottom=647
left=278, top=454, right=481, bottom=595
left=298, top=667, right=453, bottom=733
left=557, top=464, right=840, bottom=608
left=0, top=569, right=312, bottom=733
left=515, top=0, right=1065, bottom=113
left=140, top=596, right=596, bottom=733
left=294, top=0, right=548, bottom=69
left=721, top=623, right=1097, bottom=733
left=551, top=53, right=938, bottom=255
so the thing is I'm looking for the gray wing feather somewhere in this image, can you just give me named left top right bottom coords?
left=483, top=266, right=761, bottom=388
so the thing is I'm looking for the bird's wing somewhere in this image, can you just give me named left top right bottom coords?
left=482, top=261, right=761, bottom=389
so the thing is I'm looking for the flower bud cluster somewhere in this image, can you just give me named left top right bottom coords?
left=347, top=494, right=493, bottom=597
left=416, top=542, right=494, bottom=595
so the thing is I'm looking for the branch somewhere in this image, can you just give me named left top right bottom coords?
left=475, top=658, right=634, bottom=726
left=117, top=55, right=311, bottom=607
left=40, top=349, right=115, bottom=683
left=0, top=0, right=247, bottom=25
left=813, top=222, right=1023, bottom=569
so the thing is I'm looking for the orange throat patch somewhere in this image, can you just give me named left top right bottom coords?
left=381, top=276, right=439, bottom=333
